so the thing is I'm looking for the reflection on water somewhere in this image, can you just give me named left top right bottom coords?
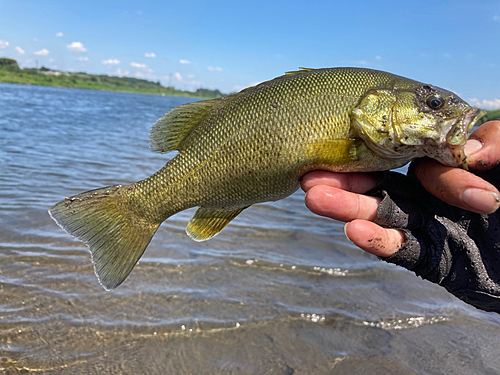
left=1, top=83, right=500, bottom=374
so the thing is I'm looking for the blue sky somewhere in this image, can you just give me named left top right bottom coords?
left=1, top=0, right=499, bottom=108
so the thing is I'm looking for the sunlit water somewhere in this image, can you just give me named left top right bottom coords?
left=1, top=83, right=500, bottom=374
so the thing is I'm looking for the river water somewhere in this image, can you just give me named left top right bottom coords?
left=1, top=82, right=500, bottom=374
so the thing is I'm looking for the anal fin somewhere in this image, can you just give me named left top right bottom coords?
left=186, top=206, right=246, bottom=242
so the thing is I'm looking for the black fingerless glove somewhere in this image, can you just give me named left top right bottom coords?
left=366, top=162, right=500, bottom=313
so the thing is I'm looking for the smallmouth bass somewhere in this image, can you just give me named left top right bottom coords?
left=49, top=67, right=484, bottom=289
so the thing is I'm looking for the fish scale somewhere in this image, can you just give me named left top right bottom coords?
left=49, top=67, right=484, bottom=289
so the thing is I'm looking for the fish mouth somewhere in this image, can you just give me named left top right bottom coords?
left=422, top=107, right=484, bottom=169
left=446, top=107, right=485, bottom=169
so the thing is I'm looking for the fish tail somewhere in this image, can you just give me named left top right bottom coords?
left=48, top=184, right=160, bottom=290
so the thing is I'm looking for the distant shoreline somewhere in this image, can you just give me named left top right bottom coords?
left=0, top=79, right=208, bottom=99
left=0, top=57, right=227, bottom=99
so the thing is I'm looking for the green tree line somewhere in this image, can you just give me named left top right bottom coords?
left=477, top=109, right=500, bottom=126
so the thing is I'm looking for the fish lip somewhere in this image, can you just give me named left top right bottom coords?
left=422, top=107, right=484, bottom=168
left=446, top=107, right=485, bottom=169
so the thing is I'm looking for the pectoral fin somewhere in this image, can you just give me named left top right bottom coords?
left=304, top=139, right=359, bottom=164
left=186, top=206, right=247, bottom=242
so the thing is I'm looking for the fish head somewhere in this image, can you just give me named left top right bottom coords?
left=352, top=84, right=485, bottom=169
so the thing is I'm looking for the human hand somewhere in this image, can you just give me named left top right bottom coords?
left=301, top=121, right=500, bottom=258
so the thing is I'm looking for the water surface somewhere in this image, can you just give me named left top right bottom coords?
left=1, top=83, right=500, bottom=374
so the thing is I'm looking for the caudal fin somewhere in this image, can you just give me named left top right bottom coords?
left=48, top=185, right=160, bottom=290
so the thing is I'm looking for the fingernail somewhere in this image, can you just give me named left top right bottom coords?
left=344, top=223, right=353, bottom=242
left=464, top=139, right=482, bottom=156
left=462, top=188, right=500, bottom=213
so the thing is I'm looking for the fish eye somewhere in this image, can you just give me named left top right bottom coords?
left=426, top=95, right=445, bottom=110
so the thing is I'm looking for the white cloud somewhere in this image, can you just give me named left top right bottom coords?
left=175, top=72, right=182, bottom=81
left=0, top=40, right=9, bottom=48
left=375, top=55, right=382, bottom=60
left=135, top=71, right=145, bottom=78
left=180, top=59, right=191, bottom=64
left=15, top=46, right=25, bottom=54
left=208, top=66, right=222, bottom=71
left=145, top=52, right=156, bottom=58
left=34, top=48, right=50, bottom=56
left=67, top=41, right=87, bottom=52
left=494, top=15, right=500, bottom=22
left=129, top=62, right=153, bottom=74
left=102, top=59, right=120, bottom=65
left=77, top=56, right=89, bottom=61
left=131, top=62, right=148, bottom=69
left=116, top=68, right=129, bottom=77
left=32, top=38, right=38, bottom=42
left=469, top=98, right=500, bottom=110
left=56, top=32, right=64, bottom=37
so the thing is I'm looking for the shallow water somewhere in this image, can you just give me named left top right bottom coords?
left=1, top=83, right=500, bottom=374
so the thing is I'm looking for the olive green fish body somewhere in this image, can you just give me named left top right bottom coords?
left=139, top=69, right=422, bottom=215
left=49, top=67, right=484, bottom=289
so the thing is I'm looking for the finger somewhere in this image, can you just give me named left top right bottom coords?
left=344, top=219, right=405, bottom=258
left=300, top=171, right=381, bottom=193
left=304, top=185, right=381, bottom=222
left=414, top=158, right=500, bottom=214
left=467, top=121, right=500, bottom=171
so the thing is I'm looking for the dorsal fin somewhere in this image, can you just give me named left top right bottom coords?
left=284, top=67, right=314, bottom=76
left=237, top=68, right=316, bottom=94
left=150, top=98, right=224, bottom=153
left=251, top=67, right=315, bottom=85
left=150, top=67, right=317, bottom=154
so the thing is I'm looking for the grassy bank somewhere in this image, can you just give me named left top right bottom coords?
left=0, top=58, right=225, bottom=98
